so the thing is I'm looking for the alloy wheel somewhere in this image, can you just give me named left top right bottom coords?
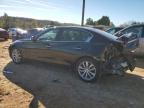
left=78, top=60, right=97, bottom=81
left=12, top=49, right=22, bottom=63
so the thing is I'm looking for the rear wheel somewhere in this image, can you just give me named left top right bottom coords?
left=11, top=48, right=23, bottom=64
left=75, top=58, right=100, bottom=82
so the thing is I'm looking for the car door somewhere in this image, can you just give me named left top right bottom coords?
left=46, top=28, right=93, bottom=65
left=22, top=28, right=60, bottom=62
left=118, top=26, right=143, bottom=52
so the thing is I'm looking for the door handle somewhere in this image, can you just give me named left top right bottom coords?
left=73, top=47, right=82, bottom=50
left=45, top=45, right=52, bottom=48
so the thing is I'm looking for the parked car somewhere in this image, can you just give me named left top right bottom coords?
left=8, top=28, right=27, bottom=41
left=106, top=27, right=124, bottom=34
left=0, top=28, right=9, bottom=40
left=9, top=26, right=137, bottom=82
left=115, top=24, right=144, bottom=55
left=44, top=25, right=54, bottom=30
left=25, top=28, right=44, bottom=39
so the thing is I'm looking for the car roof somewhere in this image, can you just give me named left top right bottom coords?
left=112, top=27, right=124, bottom=29
left=114, top=24, right=144, bottom=35
left=0, top=28, right=6, bottom=31
left=129, top=24, right=144, bottom=27
left=122, top=24, right=144, bottom=30
left=29, top=28, right=44, bottom=30
left=106, top=27, right=124, bottom=31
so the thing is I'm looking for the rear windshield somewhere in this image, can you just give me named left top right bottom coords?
left=86, top=27, right=118, bottom=40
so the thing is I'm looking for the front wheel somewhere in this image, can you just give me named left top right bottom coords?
left=11, top=48, right=23, bottom=64
left=75, top=58, right=100, bottom=82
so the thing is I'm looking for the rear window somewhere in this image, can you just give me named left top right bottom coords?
left=87, top=27, right=118, bottom=40
left=59, top=29, right=93, bottom=42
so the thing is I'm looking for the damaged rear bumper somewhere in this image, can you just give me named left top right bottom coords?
left=102, top=51, right=136, bottom=75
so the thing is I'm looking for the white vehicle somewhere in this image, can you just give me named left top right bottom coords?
left=8, top=28, right=27, bottom=38
left=115, top=24, right=144, bottom=55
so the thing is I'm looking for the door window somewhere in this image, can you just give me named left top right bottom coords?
left=59, top=29, right=93, bottom=42
left=37, top=29, right=59, bottom=41
left=107, top=28, right=115, bottom=34
left=122, top=27, right=143, bottom=38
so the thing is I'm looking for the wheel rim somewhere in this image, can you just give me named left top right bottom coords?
left=78, top=61, right=96, bottom=81
left=12, top=49, right=21, bottom=63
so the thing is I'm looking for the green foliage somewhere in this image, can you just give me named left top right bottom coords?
left=2, top=13, right=10, bottom=30
left=96, top=16, right=110, bottom=26
left=109, top=22, right=115, bottom=27
left=86, top=18, right=94, bottom=25
left=86, top=16, right=111, bottom=26
left=0, top=13, right=77, bottom=30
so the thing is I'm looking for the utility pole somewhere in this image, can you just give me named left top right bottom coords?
left=81, top=0, right=85, bottom=26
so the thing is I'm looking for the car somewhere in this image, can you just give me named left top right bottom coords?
left=9, top=26, right=137, bottom=82
left=8, top=28, right=27, bottom=41
left=106, top=27, right=124, bottom=34
left=0, top=28, right=9, bottom=40
left=115, top=24, right=144, bottom=55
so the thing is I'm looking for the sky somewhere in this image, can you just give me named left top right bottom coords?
left=0, top=0, right=144, bottom=26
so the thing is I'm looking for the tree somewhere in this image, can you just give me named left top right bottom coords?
left=2, top=13, right=10, bottom=30
left=31, top=19, right=38, bottom=28
left=86, top=18, right=94, bottom=25
left=50, top=21, right=55, bottom=25
left=109, top=22, right=115, bottom=27
left=0, top=20, right=3, bottom=28
left=96, top=16, right=110, bottom=26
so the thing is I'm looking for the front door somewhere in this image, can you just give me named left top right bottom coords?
left=118, top=26, right=143, bottom=54
left=22, top=28, right=60, bottom=62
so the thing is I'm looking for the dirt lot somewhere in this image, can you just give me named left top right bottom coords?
left=0, top=40, right=144, bottom=108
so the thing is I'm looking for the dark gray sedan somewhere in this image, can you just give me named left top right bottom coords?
left=9, top=26, right=137, bottom=82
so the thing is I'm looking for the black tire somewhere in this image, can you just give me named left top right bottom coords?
left=11, top=48, right=23, bottom=64
left=75, top=57, right=100, bottom=82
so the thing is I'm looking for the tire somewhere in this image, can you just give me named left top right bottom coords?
left=75, top=58, right=100, bottom=82
left=11, top=48, right=23, bottom=64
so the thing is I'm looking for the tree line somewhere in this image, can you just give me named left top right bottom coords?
left=0, top=13, right=143, bottom=30
left=0, top=13, right=77, bottom=30
left=85, top=16, right=144, bottom=27
left=85, top=16, right=115, bottom=27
